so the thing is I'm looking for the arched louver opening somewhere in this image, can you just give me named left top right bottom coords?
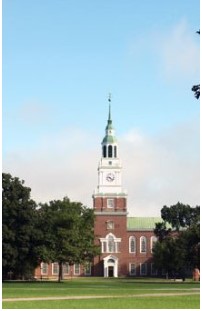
left=108, top=145, right=113, bottom=158
left=114, top=146, right=117, bottom=158
left=103, top=145, right=106, bottom=158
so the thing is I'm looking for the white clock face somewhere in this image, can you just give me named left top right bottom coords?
left=106, top=173, right=115, bottom=182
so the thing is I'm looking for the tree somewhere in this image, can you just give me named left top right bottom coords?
left=153, top=202, right=200, bottom=277
left=153, top=237, right=186, bottom=278
left=179, top=223, right=200, bottom=269
left=154, top=221, right=171, bottom=242
left=2, top=173, right=38, bottom=279
left=38, top=197, right=100, bottom=282
left=192, top=30, right=200, bottom=99
left=161, top=202, right=199, bottom=231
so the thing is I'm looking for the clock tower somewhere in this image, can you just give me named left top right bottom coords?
left=93, top=98, right=127, bottom=213
left=93, top=98, right=128, bottom=277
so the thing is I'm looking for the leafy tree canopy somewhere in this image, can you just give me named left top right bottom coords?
left=38, top=197, right=100, bottom=281
left=2, top=173, right=38, bottom=279
left=153, top=202, right=200, bottom=276
left=161, top=202, right=199, bottom=231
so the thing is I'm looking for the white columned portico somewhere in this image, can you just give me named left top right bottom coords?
left=103, top=255, right=118, bottom=277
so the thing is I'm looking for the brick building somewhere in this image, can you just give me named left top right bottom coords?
left=35, top=103, right=162, bottom=279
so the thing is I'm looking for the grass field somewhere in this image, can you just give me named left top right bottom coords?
left=2, top=277, right=200, bottom=309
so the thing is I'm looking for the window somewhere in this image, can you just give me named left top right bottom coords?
left=151, top=263, right=158, bottom=275
left=140, top=236, right=147, bottom=253
left=108, top=258, right=115, bottom=263
left=140, top=263, right=147, bottom=275
left=107, top=221, right=114, bottom=230
left=41, top=263, right=48, bottom=275
left=100, top=233, right=121, bottom=253
left=103, top=241, right=107, bottom=253
left=129, top=236, right=136, bottom=253
left=74, top=263, right=80, bottom=275
left=150, top=236, right=157, bottom=253
left=108, top=145, right=113, bottom=158
left=107, top=199, right=114, bottom=208
left=103, top=145, right=106, bottom=158
left=114, top=146, right=117, bottom=158
left=129, top=263, right=136, bottom=276
left=84, top=262, right=91, bottom=276
left=108, top=235, right=115, bottom=252
left=52, top=262, right=59, bottom=275
left=63, top=263, right=69, bottom=275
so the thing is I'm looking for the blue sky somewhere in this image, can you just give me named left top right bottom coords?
left=3, top=0, right=200, bottom=216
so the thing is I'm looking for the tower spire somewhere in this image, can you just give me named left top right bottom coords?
left=108, top=93, right=112, bottom=121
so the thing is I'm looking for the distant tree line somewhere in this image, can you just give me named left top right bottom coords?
left=153, top=202, right=200, bottom=279
left=2, top=173, right=100, bottom=282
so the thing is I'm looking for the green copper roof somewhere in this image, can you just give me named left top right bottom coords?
left=106, top=105, right=114, bottom=131
left=106, top=121, right=114, bottom=131
left=102, top=135, right=117, bottom=144
left=127, top=217, right=163, bottom=230
left=102, top=103, right=117, bottom=144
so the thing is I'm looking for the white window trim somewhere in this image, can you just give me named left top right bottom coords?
left=106, top=220, right=114, bottom=230
left=63, top=263, right=69, bottom=275
left=52, top=262, right=59, bottom=275
left=107, top=198, right=114, bottom=208
left=129, top=236, right=136, bottom=253
left=140, top=236, right=147, bottom=253
left=100, top=233, right=121, bottom=253
left=129, top=263, right=136, bottom=276
left=150, top=236, right=157, bottom=253
left=41, top=262, right=48, bottom=275
left=74, top=263, right=80, bottom=275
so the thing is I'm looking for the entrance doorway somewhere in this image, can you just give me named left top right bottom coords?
left=103, top=255, right=118, bottom=277
left=108, top=266, right=114, bottom=277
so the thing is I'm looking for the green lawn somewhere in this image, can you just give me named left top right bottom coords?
left=2, top=277, right=200, bottom=309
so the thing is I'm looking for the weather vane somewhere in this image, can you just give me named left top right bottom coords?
left=108, top=93, right=111, bottom=102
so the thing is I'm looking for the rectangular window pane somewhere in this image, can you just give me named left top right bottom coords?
left=74, top=263, right=80, bottom=275
left=107, top=221, right=114, bottom=230
left=130, top=263, right=136, bottom=275
left=107, top=199, right=114, bottom=208
left=52, top=262, right=59, bottom=275
left=140, top=237, right=147, bottom=253
left=103, top=241, right=107, bottom=253
left=63, top=263, right=69, bottom=274
left=140, top=263, right=147, bottom=275
left=41, top=263, right=48, bottom=275
left=116, top=242, right=120, bottom=253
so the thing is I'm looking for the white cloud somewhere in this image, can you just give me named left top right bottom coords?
left=154, top=19, right=200, bottom=80
left=128, top=19, right=200, bottom=82
left=120, top=119, right=200, bottom=216
left=3, top=119, right=199, bottom=217
left=18, top=100, right=53, bottom=125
